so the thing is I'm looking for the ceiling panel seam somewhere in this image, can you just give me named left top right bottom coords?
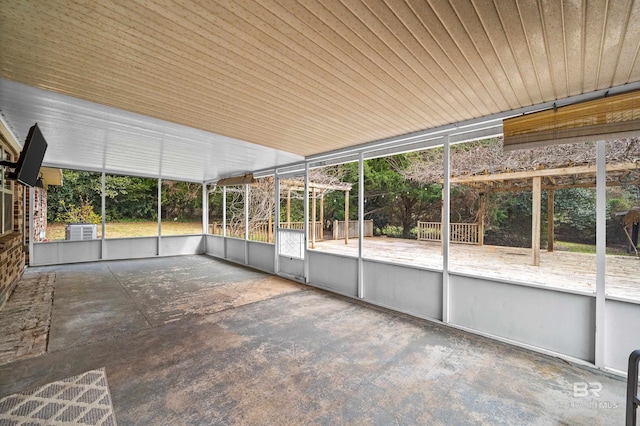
left=87, top=2, right=373, bottom=140
left=311, top=0, right=456, bottom=123
left=427, top=0, right=506, bottom=112
left=387, top=0, right=493, bottom=113
left=261, top=0, right=454, bottom=127
left=124, top=0, right=410, bottom=133
left=229, top=0, right=438, bottom=128
left=7, top=8, right=375, bottom=142
left=450, top=0, right=521, bottom=109
left=203, top=3, right=425, bottom=130
left=362, top=0, right=476, bottom=120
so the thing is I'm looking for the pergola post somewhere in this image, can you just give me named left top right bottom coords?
left=319, top=194, right=324, bottom=241
left=547, top=189, right=554, bottom=252
left=344, top=190, right=349, bottom=244
left=244, top=184, right=250, bottom=264
left=286, top=189, right=291, bottom=228
left=477, top=192, right=485, bottom=246
left=532, top=176, right=541, bottom=266
left=440, top=187, right=445, bottom=255
left=311, top=186, right=316, bottom=249
left=222, top=186, right=227, bottom=237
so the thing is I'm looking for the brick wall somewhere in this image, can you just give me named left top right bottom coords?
left=35, top=187, right=46, bottom=241
left=0, top=232, right=25, bottom=309
left=25, top=186, right=47, bottom=243
left=0, top=136, right=26, bottom=311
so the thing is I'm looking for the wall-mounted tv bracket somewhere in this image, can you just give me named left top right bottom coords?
left=0, top=160, right=19, bottom=179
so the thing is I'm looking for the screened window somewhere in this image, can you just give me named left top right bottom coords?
left=0, top=149, right=14, bottom=234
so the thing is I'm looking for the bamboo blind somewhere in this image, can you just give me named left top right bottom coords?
left=503, top=90, right=640, bottom=150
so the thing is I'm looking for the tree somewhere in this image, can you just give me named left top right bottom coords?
left=364, top=155, right=442, bottom=238
left=48, top=170, right=158, bottom=223
left=47, top=170, right=102, bottom=223
left=161, top=180, right=202, bottom=220
left=104, top=175, right=157, bottom=221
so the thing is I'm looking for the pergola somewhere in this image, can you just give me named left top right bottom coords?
left=279, top=179, right=352, bottom=248
left=451, top=161, right=640, bottom=265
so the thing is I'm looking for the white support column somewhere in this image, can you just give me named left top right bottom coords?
left=442, top=136, right=451, bottom=323
left=244, top=184, right=250, bottom=265
left=157, top=178, right=162, bottom=256
left=202, top=183, right=208, bottom=234
left=311, top=186, right=316, bottom=249
left=595, top=140, right=606, bottom=368
left=101, top=171, right=106, bottom=260
left=344, top=190, right=349, bottom=245
left=358, top=152, right=364, bottom=299
left=274, top=173, right=280, bottom=274
left=222, top=186, right=227, bottom=259
left=303, top=163, right=310, bottom=283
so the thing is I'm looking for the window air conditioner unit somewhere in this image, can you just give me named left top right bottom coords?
left=65, top=224, right=97, bottom=241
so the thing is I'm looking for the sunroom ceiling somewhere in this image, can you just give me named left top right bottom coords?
left=0, top=80, right=303, bottom=182
left=1, top=0, right=640, bottom=181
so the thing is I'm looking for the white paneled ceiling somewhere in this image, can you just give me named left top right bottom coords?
left=0, top=80, right=303, bottom=182
left=1, top=0, right=640, bottom=181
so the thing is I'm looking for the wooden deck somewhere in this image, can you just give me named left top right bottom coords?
left=312, top=237, right=640, bottom=300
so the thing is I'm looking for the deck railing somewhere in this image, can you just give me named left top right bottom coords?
left=209, top=221, right=322, bottom=243
left=333, top=220, right=374, bottom=239
left=417, top=221, right=479, bottom=245
left=281, top=222, right=323, bottom=241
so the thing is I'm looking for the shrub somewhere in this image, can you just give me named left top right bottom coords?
left=59, top=199, right=101, bottom=224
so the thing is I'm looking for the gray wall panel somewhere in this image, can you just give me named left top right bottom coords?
left=104, top=237, right=157, bottom=260
left=450, top=274, right=595, bottom=362
left=161, top=235, right=204, bottom=256
left=247, top=241, right=275, bottom=273
left=278, top=256, right=304, bottom=280
left=226, top=238, right=246, bottom=264
left=605, top=299, right=640, bottom=373
left=32, top=240, right=101, bottom=266
left=32, top=242, right=60, bottom=266
left=205, top=235, right=225, bottom=257
left=363, top=261, right=442, bottom=320
left=308, top=251, right=357, bottom=297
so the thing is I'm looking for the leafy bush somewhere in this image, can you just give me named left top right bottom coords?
left=59, top=199, right=101, bottom=224
left=381, top=225, right=418, bottom=239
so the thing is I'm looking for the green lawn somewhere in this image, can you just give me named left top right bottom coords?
left=43, top=223, right=636, bottom=257
left=554, top=240, right=632, bottom=256
left=46, top=221, right=203, bottom=241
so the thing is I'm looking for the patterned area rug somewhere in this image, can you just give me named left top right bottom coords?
left=0, top=368, right=117, bottom=425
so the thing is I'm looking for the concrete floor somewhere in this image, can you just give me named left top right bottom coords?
left=0, top=255, right=628, bottom=425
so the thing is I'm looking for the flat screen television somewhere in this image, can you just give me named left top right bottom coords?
left=8, top=123, right=48, bottom=187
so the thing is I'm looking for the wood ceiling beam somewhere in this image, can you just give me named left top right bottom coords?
left=450, top=162, right=638, bottom=184
left=477, top=180, right=638, bottom=193
left=279, top=179, right=352, bottom=192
